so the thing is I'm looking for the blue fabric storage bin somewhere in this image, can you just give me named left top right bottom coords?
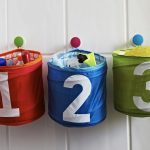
left=47, top=49, right=107, bottom=127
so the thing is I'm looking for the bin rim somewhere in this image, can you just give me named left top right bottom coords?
left=0, top=49, right=42, bottom=70
left=48, top=49, right=107, bottom=73
left=113, top=47, right=150, bottom=58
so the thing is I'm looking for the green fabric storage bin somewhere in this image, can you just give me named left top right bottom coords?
left=113, top=50, right=150, bottom=117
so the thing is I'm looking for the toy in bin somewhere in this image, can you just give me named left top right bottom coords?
left=113, top=34, right=150, bottom=117
left=48, top=37, right=107, bottom=127
left=67, top=37, right=97, bottom=68
left=2, top=36, right=40, bottom=66
left=0, top=58, right=6, bottom=66
left=0, top=36, right=45, bottom=126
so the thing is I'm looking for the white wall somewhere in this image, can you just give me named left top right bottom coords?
left=0, top=0, right=149, bottom=150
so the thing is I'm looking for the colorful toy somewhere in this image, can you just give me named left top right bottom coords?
left=77, top=52, right=96, bottom=67
left=16, top=56, right=24, bottom=65
left=125, top=46, right=150, bottom=57
left=4, top=37, right=39, bottom=66
left=22, top=50, right=30, bottom=64
left=0, top=58, right=6, bottom=66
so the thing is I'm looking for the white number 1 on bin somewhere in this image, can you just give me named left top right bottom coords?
left=133, top=62, right=150, bottom=112
left=63, top=75, right=91, bottom=123
left=0, top=72, right=20, bottom=117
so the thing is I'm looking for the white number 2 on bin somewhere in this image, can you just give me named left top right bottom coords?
left=63, top=75, right=91, bottom=123
left=133, top=62, right=150, bottom=112
left=0, top=72, right=20, bottom=117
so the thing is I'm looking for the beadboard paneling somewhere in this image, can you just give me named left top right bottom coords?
left=7, top=0, right=65, bottom=54
left=128, top=0, right=150, bottom=45
left=0, top=0, right=7, bottom=51
left=0, top=126, right=8, bottom=150
left=131, top=117, right=150, bottom=150
left=67, top=0, right=125, bottom=53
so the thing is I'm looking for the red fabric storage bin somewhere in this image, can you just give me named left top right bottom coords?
left=0, top=49, right=45, bottom=126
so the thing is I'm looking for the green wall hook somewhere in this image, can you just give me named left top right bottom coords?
left=14, top=36, right=24, bottom=48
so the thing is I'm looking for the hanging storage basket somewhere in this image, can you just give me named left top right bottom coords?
left=48, top=49, right=107, bottom=127
left=0, top=49, right=45, bottom=125
left=113, top=50, right=150, bottom=117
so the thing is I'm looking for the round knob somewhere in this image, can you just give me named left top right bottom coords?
left=14, top=36, right=24, bottom=48
left=70, top=37, right=81, bottom=48
left=132, top=34, right=144, bottom=46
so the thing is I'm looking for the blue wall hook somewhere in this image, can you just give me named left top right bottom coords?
left=132, top=34, right=144, bottom=46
